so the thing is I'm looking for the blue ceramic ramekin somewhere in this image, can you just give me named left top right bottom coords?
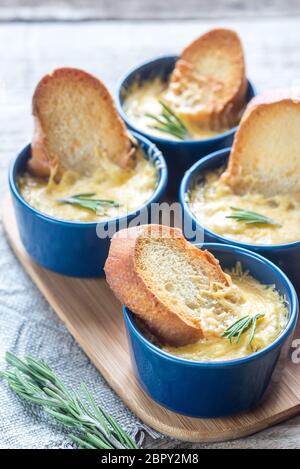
left=116, top=56, right=256, bottom=195
left=123, top=243, right=298, bottom=417
left=9, top=132, right=167, bottom=277
left=180, top=148, right=300, bottom=292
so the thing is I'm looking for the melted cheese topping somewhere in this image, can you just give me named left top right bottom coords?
left=18, top=148, right=157, bottom=222
left=123, top=78, right=226, bottom=140
left=189, top=168, right=300, bottom=245
left=164, top=264, right=288, bottom=362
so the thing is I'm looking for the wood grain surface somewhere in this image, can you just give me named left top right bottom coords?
left=3, top=194, right=300, bottom=443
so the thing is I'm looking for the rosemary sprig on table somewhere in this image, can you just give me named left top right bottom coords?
left=57, top=193, right=120, bottom=216
left=226, top=207, right=280, bottom=226
left=0, top=352, right=138, bottom=449
left=222, top=313, right=265, bottom=346
left=146, top=100, right=190, bottom=140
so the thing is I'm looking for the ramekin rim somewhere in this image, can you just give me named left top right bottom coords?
left=9, top=131, right=168, bottom=227
left=123, top=242, right=299, bottom=368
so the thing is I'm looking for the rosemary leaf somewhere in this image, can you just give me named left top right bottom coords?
left=70, top=434, right=97, bottom=450
left=222, top=313, right=265, bottom=346
left=0, top=352, right=138, bottom=450
left=80, top=383, right=111, bottom=436
left=84, top=432, right=114, bottom=450
left=150, top=124, right=186, bottom=140
left=45, top=408, right=82, bottom=427
left=146, top=100, right=190, bottom=140
left=57, top=193, right=121, bottom=216
left=226, top=207, right=281, bottom=226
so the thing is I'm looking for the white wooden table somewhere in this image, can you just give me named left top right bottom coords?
left=0, top=8, right=300, bottom=449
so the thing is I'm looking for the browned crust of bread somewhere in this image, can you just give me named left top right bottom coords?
left=167, top=28, right=247, bottom=130
left=222, top=88, right=300, bottom=190
left=28, top=67, right=135, bottom=178
left=29, top=116, right=54, bottom=177
left=104, top=224, right=229, bottom=347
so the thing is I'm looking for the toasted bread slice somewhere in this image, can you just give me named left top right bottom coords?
left=28, top=68, right=136, bottom=178
left=222, top=89, right=300, bottom=197
left=164, top=28, right=247, bottom=130
left=104, top=225, right=231, bottom=347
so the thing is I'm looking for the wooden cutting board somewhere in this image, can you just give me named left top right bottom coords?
left=3, top=194, right=300, bottom=443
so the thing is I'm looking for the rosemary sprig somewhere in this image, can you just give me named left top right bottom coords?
left=222, top=313, right=265, bottom=346
left=0, top=352, right=138, bottom=450
left=226, top=207, right=280, bottom=226
left=57, top=193, right=120, bottom=216
left=146, top=100, right=190, bottom=140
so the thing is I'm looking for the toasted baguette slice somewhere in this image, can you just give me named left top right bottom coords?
left=104, top=225, right=230, bottom=347
left=222, top=89, right=300, bottom=197
left=165, top=28, right=247, bottom=130
left=28, top=68, right=136, bottom=178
